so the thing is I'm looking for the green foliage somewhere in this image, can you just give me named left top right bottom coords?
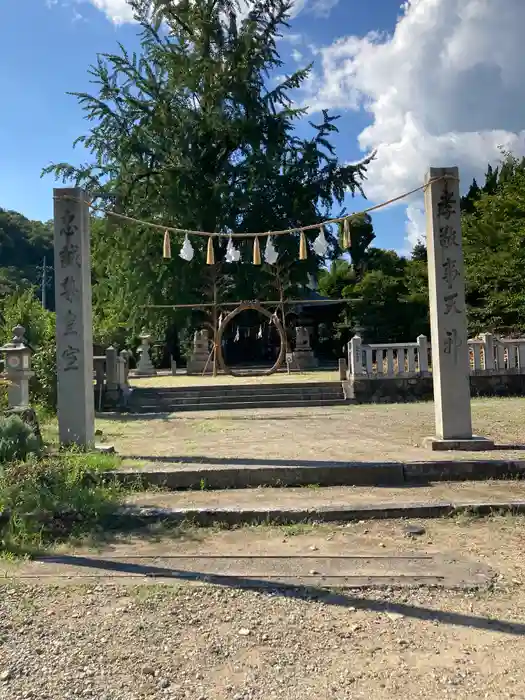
left=344, top=213, right=376, bottom=276
left=1, top=290, right=57, bottom=410
left=318, top=259, right=355, bottom=300
left=0, top=455, right=123, bottom=549
left=0, top=415, right=40, bottom=465
left=0, top=209, right=52, bottom=301
left=462, top=153, right=525, bottom=335
left=342, top=262, right=428, bottom=343
left=43, top=0, right=370, bottom=345
left=320, top=235, right=429, bottom=342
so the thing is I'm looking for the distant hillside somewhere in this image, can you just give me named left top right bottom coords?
left=0, top=208, right=54, bottom=305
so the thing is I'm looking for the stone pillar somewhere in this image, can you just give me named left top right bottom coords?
left=105, top=346, right=119, bottom=402
left=338, top=358, right=348, bottom=380
left=423, top=167, right=493, bottom=451
left=417, top=335, right=429, bottom=373
left=349, top=335, right=363, bottom=376
left=53, top=187, right=95, bottom=447
left=120, top=350, right=131, bottom=386
left=481, top=332, right=494, bottom=370
left=135, top=332, right=157, bottom=376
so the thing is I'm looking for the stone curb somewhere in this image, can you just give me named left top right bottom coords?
left=116, top=500, right=525, bottom=527
left=107, top=459, right=525, bottom=490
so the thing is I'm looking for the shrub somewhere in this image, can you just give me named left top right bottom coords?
left=0, top=454, right=123, bottom=549
left=0, top=415, right=40, bottom=465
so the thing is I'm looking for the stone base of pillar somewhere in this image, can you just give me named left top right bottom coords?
left=423, top=436, right=495, bottom=452
left=95, top=444, right=116, bottom=454
left=186, top=354, right=213, bottom=375
left=289, top=351, right=318, bottom=370
left=134, top=369, right=157, bottom=377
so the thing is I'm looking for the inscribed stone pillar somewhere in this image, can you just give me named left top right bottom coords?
left=424, top=167, right=493, bottom=450
left=53, top=187, right=95, bottom=447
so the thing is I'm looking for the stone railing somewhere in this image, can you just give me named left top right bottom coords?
left=348, top=334, right=429, bottom=377
left=469, top=333, right=525, bottom=373
left=93, top=346, right=132, bottom=410
left=348, top=332, right=525, bottom=378
left=345, top=332, right=525, bottom=403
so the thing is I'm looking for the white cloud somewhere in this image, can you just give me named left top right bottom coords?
left=305, top=0, right=525, bottom=248
left=84, top=0, right=339, bottom=24
left=89, top=0, right=135, bottom=23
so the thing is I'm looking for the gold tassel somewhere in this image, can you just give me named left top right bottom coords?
left=253, top=236, right=261, bottom=265
left=299, top=230, right=308, bottom=260
left=162, top=230, right=171, bottom=259
left=342, top=218, right=351, bottom=249
left=206, top=236, right=215, bottom=265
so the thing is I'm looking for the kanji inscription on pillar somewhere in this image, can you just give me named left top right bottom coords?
left=53, top=187, right=95, bottom=446
left=424, top=167, right=473, bottom=441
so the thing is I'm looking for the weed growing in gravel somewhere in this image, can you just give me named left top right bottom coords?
left=0, top=453, right=124, bottom=553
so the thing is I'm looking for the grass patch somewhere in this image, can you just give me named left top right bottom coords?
left=0, top=453, right=126, bottom=554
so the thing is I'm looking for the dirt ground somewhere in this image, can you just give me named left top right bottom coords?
left=129, top=371, right=340, bottom=388
left=2, top=516, right=525, bottom=700
left=123, top=480, right=525, bottom=509
left=93, top=397, right=525, bottom=466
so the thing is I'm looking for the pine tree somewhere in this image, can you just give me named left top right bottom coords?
left=43, top=0, right=370, bottom=342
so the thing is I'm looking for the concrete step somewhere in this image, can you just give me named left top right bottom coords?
left=118, top=481, right=525, bottom=526
left=132, top=381, right=343, bottom=398
left=110, top=456, right=525, bottom=490
left=134, top=390, right=345, bottom=403
left=127, top=398, right=347, bottom=413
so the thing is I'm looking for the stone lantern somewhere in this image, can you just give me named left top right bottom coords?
left=0, top=325, right=34, bottom=409
left=135, top=330, right=157, bottom=377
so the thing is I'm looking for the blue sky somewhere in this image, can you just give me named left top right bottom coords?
left=0, top=0, right=409, bottom=251
left=2, top=0, right=524, bottom=253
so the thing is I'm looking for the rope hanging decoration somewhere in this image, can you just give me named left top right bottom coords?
left=253, top=236, right=261, bottom=265
left=342, top=218, right=351, bottom=250
left=163, top=230, right=171, bottom=259
left=206, top=236, right=215, bottom=265
left=54, top=175, right=457, bottom=266
left=299, top=230, right=308, bottom=260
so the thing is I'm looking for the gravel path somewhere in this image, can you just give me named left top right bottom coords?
left=1, top=583, right=525, bottom=700
left=2, top=517, right=525, bottom=700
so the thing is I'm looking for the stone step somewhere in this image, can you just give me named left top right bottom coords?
left=133, top=389, right=345, bottom=402
left=110, top=457, right=525, bottom=490
left=127, top=397, right=347, bottom=413
left=132, top=381, right=343, bottom=397
left=118, top=480, right=525, bottom=526
left=129, top=389, right=343, bottom=404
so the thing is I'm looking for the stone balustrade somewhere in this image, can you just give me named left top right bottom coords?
left=348, top=333, right=525, bottom=379
left=345, top=332, right=525, bottom=403
left=349, top=335, right=429, bottom=378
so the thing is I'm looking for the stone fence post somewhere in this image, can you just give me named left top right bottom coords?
left=105, top=346, right=119, bottom=402
left=481, top=332, right=494, bottom=370
left=417, top=335, right=429, bottom=373
left=349, top=335, right=363, bottom=375
left=119, top=350, right=131, bottom=386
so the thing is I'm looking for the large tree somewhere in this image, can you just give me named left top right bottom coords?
left=462, top=153, right=525, bottom=335
left=44, top=0, right=370, bottom=344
